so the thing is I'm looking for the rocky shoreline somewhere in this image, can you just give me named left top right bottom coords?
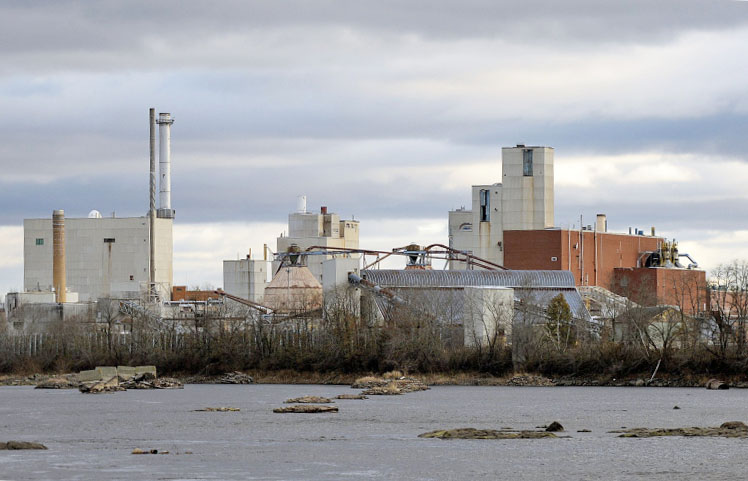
left=3, top=371, right=748, bottom=389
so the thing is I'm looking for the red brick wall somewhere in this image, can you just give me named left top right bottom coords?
left=611, top=267, right=707, bottom=314
left=503, top=230, right=563, bottom=271
left=504, top=229, right=661, bottom=289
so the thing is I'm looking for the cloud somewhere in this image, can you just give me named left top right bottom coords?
left=1, top=1, right=748, bottom=296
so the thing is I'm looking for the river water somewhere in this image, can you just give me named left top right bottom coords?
left=1, top=384, right=747, bottom=480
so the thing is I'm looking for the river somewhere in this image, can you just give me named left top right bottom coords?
left=1, top=384, right=747, bottom=480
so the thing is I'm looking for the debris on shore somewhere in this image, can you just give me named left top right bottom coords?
left=706, top=379, right=729, bottom=390
left=0, top=441, right=48, bottom=450
left=273, top=405, right=338, bottom=414
left=78, top=366, right=183, bottom=393
left=216, top=371, right=254, bottom=384
left=194, top=407, right=240, bottom=412
left=612, top=421, right=748, bottom=438
left=284, top=396, right=333, bottom=404
left=419, top=428, right=558, bottom=440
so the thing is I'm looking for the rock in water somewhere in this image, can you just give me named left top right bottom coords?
left=0, top=441, right=48, bottom=450
left=335, top=394, right=368, bottom=400
left=706, top=379, right=729, bottom=390
left=273, top=405, right=338, bottom=413
left=284, top=396, right=332, bottom=404
left=720, top=421, right=748, bottom=430
left=545, top=421, right=564, bottom=432
left=194, top=407, right=240, bottom=412
left=419, top=428, right=557, bottom=440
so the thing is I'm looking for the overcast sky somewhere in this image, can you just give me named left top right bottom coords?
left=1, top=0, right=748, bottom=294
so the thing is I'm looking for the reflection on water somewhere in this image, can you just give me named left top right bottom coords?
left=1, top=384, right=747, bottom=480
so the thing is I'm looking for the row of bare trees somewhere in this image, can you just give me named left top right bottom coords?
left=3, top=260, right=748, bottom=379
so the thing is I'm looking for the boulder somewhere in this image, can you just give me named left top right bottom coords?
left=706, top=379, right=729, bottom=390
left=545, top=421, right=564, bottom=432
left=0, top=441, right=48, bottom=450
left=79, top=376, right=125, bottom=394
left=284, top=396, right=332, bottom=404
left=720, top=421, right=748, bottom=430
left=273, top=405, right=338, bottom=413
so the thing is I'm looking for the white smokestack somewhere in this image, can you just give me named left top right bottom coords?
left=157, top=112, right=175, bottom=218
left=296, top=195, right=307, bottom=213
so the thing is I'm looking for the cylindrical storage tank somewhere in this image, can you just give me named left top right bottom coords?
left=596, top=214, right=607, bottom=232
left=52, top=209, right=66, bottom=303
left=296, top=195, right=307, bottom=213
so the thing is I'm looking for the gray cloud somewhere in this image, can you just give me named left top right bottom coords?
left=1, top=1, right=748, bottom=293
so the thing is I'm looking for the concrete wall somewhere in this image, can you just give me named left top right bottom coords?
left=24, top=216, right=173, bottom=301
left=277, top=209, right=360, bottom=285
left=448, top=209, right=473, bottom=269
left=501, top=146, right=554, bottom=231
left=222, top=258, right=269, bottom=303
left=447, top=145, right=553, bottom=269
left=322, top=257, right=361, bottom=292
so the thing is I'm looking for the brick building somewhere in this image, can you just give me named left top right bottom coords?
left=503, top=228, right=661, bottom=289
left=611, top=267, right=707, bottom=315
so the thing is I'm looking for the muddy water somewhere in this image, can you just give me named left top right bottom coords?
left=1, top=384, right=747, bottom=480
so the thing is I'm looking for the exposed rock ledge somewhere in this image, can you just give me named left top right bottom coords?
left=419, top=428, right=558, bottom=440
left=273, top=405, right=338, bottom=413
left=612, top=421, right=748, bottom=438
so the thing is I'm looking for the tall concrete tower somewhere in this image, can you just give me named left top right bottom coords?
left=501, top=145, right=554, bottom=231
left=157, top=112, right=175, bottom=219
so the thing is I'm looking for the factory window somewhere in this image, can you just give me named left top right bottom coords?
left=103, top=238, right=115, bottom=243
left=35, top=238, right=44, bottom=246
left=523, top=149, right=533, bottom=176
left=479, top=189, right=490, bottom=222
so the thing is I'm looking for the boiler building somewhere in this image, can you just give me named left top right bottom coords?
left=21, top=110, right=176, bottom=303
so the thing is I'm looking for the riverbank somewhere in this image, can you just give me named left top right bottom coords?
left=4, top=370, right=748, bottom=388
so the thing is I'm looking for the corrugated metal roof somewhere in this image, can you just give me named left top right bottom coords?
left=361, top=269, right=576, bottom=288
left=361, top=269, right=590, bottom=323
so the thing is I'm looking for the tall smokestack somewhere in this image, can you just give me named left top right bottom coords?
left=149, top=108, right=157, bottom=299
left=52, top=209, right=66, bottom=303
left=157, top=112, right=175, bottom=219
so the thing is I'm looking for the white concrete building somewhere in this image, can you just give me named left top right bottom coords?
left=24, top=214, right=173, bottom=301
left=275, top=201, right=360, bottom=288
left=222, top=258, right=268, bottom=304
left=448, top=145, right=554, bottom=268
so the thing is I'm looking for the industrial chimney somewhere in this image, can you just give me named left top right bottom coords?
left=52, top=209, right=66, bottom=303
left=157, top=112, right=175, bottom=219
left=596, top=214, right=607, bottom=233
